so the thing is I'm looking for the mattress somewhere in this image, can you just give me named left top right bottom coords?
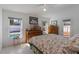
left=29, top=34, right=78, bottom=54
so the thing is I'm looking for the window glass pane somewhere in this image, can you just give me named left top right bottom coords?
left=63, top=20, right=71, bottom=37
left=9, top=17, right=22, bottom=39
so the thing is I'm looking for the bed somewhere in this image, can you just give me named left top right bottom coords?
left=29, top=34, right=79, bottom=54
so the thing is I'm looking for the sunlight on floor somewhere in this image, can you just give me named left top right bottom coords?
left=20, top=43, right=30, bottom=48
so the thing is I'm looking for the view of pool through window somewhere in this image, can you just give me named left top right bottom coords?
left=9, top=17, right=22, bottom=39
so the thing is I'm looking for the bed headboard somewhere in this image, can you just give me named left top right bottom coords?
left=25, top=25, right=43, bottom=42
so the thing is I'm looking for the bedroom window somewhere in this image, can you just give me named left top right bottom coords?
left=9, top=17, right=22, bottom=39
left=63, top=19, right=71, bottom=37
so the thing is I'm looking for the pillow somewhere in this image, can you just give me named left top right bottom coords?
left=70, top=34, right=79, bottom=40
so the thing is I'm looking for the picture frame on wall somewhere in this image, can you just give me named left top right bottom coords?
left=29, top=16, right=38, bottom=25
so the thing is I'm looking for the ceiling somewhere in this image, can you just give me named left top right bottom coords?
left=0, top=4, right=78, bottom=17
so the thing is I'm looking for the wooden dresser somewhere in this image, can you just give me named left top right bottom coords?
left=25, top=26, right=43, bottom=43
left=48, top=25, right=58, bottom=34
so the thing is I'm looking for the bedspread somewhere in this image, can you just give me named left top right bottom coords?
left=29, top=34, right=77, bottom=54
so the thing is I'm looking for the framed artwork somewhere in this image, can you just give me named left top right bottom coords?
left=51, top=20, right=57, bottom=26
left=29, top=16, right=38, bottom=25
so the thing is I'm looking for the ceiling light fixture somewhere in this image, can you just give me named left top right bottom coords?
left=43, top=8, right=47, bottom=12
left=43, top=4, right=47, bottom=12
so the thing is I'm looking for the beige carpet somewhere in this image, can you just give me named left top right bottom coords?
left=0, top=43, right=34, bottom=54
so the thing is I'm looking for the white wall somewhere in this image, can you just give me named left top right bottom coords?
left=38, top=16, right=50, bottom=28
left=50, top=6, right=79, bottom=36
left=0, top=8, right=2, bottom=50
left=2, top=10, right=29, bottom=47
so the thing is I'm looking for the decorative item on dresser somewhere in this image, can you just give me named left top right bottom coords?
left=48, top=25, right=58, bottom=34
left=25, top=25, right=43, bottom=43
